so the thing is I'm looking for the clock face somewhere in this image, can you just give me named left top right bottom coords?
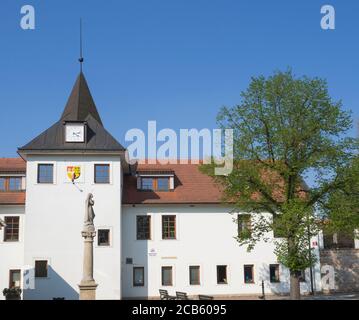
left=65, top=124, right=85, bottom=142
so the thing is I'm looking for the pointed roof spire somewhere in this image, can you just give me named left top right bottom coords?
left=60, top=72, right=103, bottom=125
left=79, top=18, right=84, bottom=72
left=18, top=72, right=125, bottom=153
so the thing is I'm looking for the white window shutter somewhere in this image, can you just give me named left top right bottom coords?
left=169, top=176, right=174, bottom=190
left=137, top=177, right=141, bottom=189
left=22, top=177, right=26, bottom=191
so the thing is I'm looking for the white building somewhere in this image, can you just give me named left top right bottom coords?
left=0, top=72, right=324, bottom=300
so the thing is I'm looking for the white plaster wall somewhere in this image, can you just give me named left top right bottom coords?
left=121, top=205, right=321, bottom=298
left=0, top=205, right=25, bottom=300
left=23, top=154, right=122, bottom=300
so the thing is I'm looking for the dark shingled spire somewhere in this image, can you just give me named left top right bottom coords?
left=61, top=72, right=103, bottom=125
left=18, top=73, right=125, bottom=153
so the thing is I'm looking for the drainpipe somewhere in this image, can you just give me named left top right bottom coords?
left=308, top=224, right=315, bottom=295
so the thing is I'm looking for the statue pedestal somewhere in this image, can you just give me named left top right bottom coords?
left=79, top=280, right=98, bottom=300
left=78, top=229, right=97, bottom=300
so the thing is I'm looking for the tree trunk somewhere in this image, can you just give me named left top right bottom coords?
left=290, top=271, right=301, bottom=300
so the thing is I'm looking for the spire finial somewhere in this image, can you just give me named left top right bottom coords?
left=79, top=18, right=84, bottom=72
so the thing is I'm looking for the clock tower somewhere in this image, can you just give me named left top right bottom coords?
left=18, top=72, right=127, bottom=300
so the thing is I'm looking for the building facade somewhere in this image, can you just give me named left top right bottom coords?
left=0, top=72, right=329, bottom=299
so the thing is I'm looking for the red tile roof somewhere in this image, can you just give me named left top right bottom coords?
left=123, top=162, right=223, bottom=204
left=0, top=158, right=224, bottom=205
left=0, top=158, right=26, bottom=173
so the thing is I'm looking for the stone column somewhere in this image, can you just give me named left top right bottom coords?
left=78, top=229, right=98, bottom=300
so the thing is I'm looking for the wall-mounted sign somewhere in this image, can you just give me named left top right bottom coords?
left=67, top=166, right=81, bottom=181
left=149, top=248, right=157, bottom=257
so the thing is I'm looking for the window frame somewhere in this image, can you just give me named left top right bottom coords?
left=244, top=264, right=255, bottom=284
left=37, top=164, right=54, bottom=184
left=216, top=265, right=228, bottom=285
left=162, top=215, right=176, bottom=240
left=94, top=164, right=110, bottom=184
left=133, top=266, right=145, bottom=287
left=140, top=176, right=170, bottom=191
left=4, top=216, right=20, bottom=242
left=136, top=215, right=151, bottom=240
left=161, top=266, right=173, bottom=286
left=97, top=229, right=110, bottom=246
left=269, top=264, right=280, bottom=283
left=35, top=260, right=48, bottom=278
left=189, top=266, right=201, bottom=285
left=9, top=269, right=21, bottom=289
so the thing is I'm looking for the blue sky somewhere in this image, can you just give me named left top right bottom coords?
left=0, top=0, right=358, bottom=158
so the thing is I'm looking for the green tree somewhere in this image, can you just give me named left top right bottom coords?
left=322, top=156, right=359, bottom=236
left=201, top=70, right=358, bottom=299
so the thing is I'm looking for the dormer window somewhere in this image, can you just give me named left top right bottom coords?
left=137, top=171, right=174, bottom=191
left=141, top=177, right=169, bottom=191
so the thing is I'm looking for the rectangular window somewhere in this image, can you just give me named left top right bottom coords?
left=133, top=267, right=145, bottom=287
left=35, top=260, right=48, bottom=278
left=141, top=178, right=154, bottom=190
left=4, top=216, right=19, bottom=242
left=9, top=270, right=21, bottom=288
left=189, top=266, right=200, bottom=285
left=162, top=215, right=176, bottom=239
left=244, top=265, right=254, bottom=283
left=161, top=266, right=173, bottom=286
left=140, top=177, right=170, bottom=191
left=97, top=229, right=110, bottom=246
left=216, top=265, right=227, bottom=284
left=269, top=264, right=280, bottom=283
left=238, top=214, right=251, bottom=238
left=157, top=178, right=169, bottom=191
left=136, top=216, right=151, bottom=240
left=94, top=164, right=110, bottom=184
left=0, top=177, right=23, bottom=191
left=8, top=177, right=22, bottom=191
left=38, top=164, right=54, bottom=184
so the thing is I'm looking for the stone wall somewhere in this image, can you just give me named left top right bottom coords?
left=320, top=249, right=359, bottom=292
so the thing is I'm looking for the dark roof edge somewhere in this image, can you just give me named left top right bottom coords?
left=0, top=171, right=26, bottom=174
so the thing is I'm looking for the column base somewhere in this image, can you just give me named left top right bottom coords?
left=78, top=281, right=98, bottom=300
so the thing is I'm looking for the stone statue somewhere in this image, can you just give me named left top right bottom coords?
left=79, top=192, right=98, bottom=299
left=84, top=193, right=95, bottom=231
